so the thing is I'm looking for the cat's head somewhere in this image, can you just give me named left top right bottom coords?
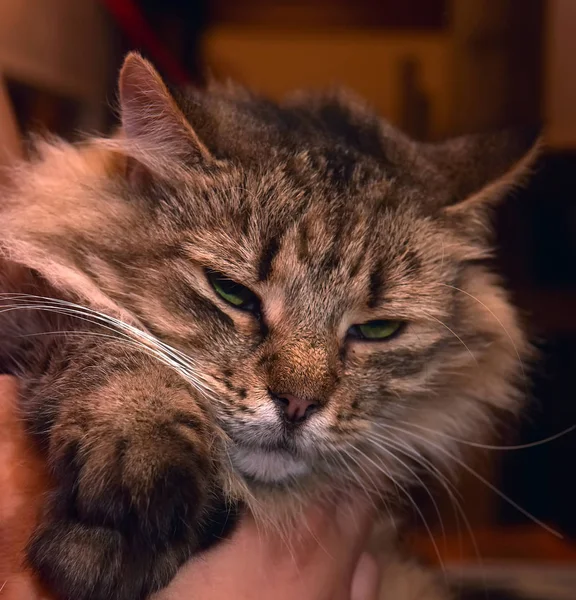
left=0, top=53, right=539, bottom=493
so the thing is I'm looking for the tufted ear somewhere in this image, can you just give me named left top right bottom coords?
left=118, top=52, right=211, bottom=164
left=0, top=54, right=216, bottom=321
left=421, top=128, right=541, bottom=216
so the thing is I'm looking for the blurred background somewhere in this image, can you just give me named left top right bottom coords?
left=0, top=0, right=575, bottom=570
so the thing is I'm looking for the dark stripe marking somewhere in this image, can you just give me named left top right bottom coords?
left=258, top=235, right=281, bottom=281
left=367, top=259, right=385, bottom=308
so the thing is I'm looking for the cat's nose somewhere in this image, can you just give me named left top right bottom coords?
left=269, top=391, right=319, bottom=424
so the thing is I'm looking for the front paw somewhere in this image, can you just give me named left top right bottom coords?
left=28, top=520, right=178, bottom=600
left=27, top=424, right=238, bottom=600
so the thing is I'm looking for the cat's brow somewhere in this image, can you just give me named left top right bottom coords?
left=367, top=259, right=385, bottom=308
left=257, top=235, right=281, bottom=281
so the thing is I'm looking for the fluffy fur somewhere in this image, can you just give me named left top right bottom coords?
left=0, top=53, right=544, bottom=600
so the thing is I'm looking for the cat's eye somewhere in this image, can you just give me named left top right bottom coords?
left=205, top=269, right=260, bottom=312
left=347, top=320, right=404, bottom=341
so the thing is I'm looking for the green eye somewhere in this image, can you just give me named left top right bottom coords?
left=206, top=270, right=260, bottom=312
left=348, top=320, right=403, bottom=341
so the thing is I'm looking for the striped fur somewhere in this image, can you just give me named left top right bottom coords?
left=0, top=53, right=544, bottom=600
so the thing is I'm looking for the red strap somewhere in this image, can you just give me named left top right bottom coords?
left=100, top=0, right=192, bottom=84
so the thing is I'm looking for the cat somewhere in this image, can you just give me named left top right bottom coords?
left=0, top=52, right=551, bottom=600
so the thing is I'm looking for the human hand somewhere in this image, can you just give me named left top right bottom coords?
left=0, top=375, right=379, bottom=600
left=153, top=494, right=379, bottom=600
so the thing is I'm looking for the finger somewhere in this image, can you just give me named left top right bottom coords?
left=350, top=552, right=380, bottom=600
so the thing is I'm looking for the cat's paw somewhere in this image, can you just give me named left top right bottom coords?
left=27, top=498, right=238, bottom=600
left=27, top=520, right=181, bottom=600
left=27, top=423, right=238, bottom=600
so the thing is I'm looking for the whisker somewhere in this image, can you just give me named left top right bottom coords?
left=396, top=419, right=576, bottom=451
left=441, top=282, right=528, bottom=389
left=375, top=422, right=564, bottom=538
left=0, top=296, right=228, bottom=433
left=14, top=328, right=206, bottom=390
left=1, top=294, right=215, bottom=389
left=369, top=430, right=485, bottom=577
left=337, top=446, right=390, bottom=517
left=350, top=444, right=447, bottom=579
left=363, top=432, right=448, bottom=546
left=422, top=312, right=478, bottom=366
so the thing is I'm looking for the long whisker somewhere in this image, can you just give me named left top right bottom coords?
left=350, top=444, right=447, bottom=578
left=375, top=422, right=564, bottom=538
left=391, top=437, right=490, bottom=596
left=1, top=294, right=218, bottom=398
left=370, top=431, right=463, bottom=500
left=331, top=450, right=372, bottom=495
left=363, top=432, right=448, bottom=546
left=422, top=312, right=477, bottom=366
left=338, top=446, right=392, bottom=519
left=0, top=299, right=237, bottom=455
left=441, top=282, right=528, bottom=387
left=14, top=327, right=212, bottom=396
left=1, top=302, right=211, bottom=395
left=368, top=430, right=485, bottom=573
left=396, top=419, right=576, bottom=451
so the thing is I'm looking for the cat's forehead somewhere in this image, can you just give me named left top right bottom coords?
left=185, top=162, right=426, bottom=264
left=179, top=165, right=449, bottom=322
left=195, top=147, right=423, bottom=236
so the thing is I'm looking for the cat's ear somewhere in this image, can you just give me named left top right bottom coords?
left=118, top=52, right=211, bottom=164
left=422, top=128, right=541, bottom=216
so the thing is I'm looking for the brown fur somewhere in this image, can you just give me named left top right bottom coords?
left=0, top=53, right=540, bottom=600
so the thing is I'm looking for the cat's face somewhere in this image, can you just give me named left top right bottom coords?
left=0, top=54, right=537, bottom=493
left=115, top=170, right=470, bottom=485
left=107, top=162, right=523, bottom=489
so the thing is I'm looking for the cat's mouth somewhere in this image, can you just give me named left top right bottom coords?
left=230, top=443, right=311, bottom=484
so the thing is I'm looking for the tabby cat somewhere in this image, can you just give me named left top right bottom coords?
left=0, top=53, right=550, bottom=600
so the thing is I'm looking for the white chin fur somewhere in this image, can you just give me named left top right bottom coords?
left=231, top=446, right=310, bottom=483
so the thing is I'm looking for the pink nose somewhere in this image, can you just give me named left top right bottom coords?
left=270, top=392, right=319, bottom=424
